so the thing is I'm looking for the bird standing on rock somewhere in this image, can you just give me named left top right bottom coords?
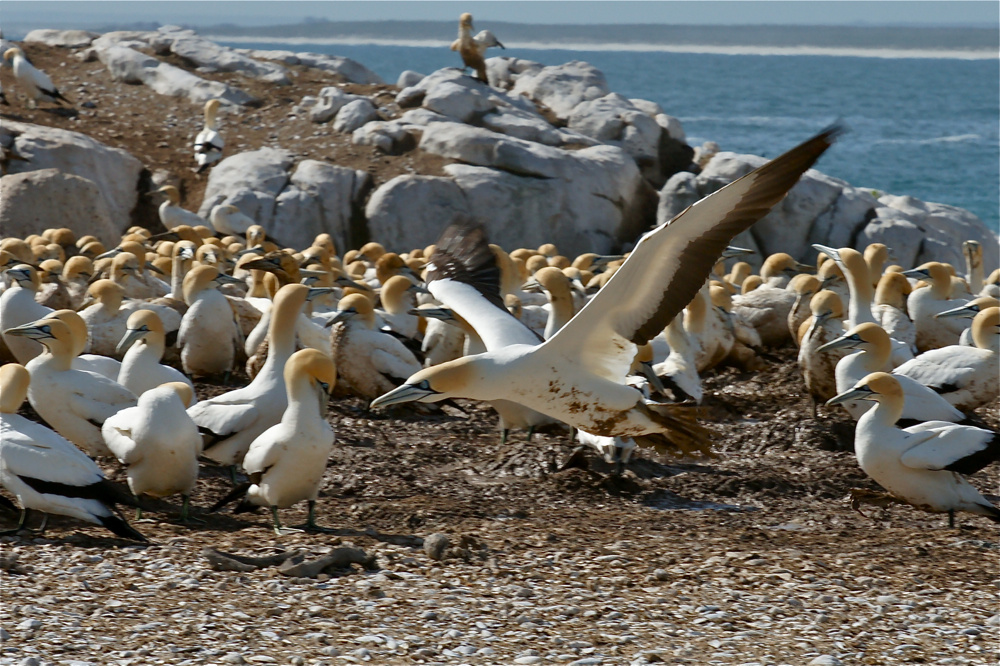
left=450, top=13, right=504, bottom=83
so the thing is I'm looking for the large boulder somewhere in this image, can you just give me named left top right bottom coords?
left=199, top=150, right=369, bottom=251
left=333, top=99, right=378, bottom=134
left=309, top=87, right=365, bottom=124
left=3, top=121, right=143, bottom=234
left=95, top=45, right=256, bottom=106
left=293, top=53, right=383, bottom=84
left=365, top=176, right=471, bottom=251
left=568, top=93, right=665, bottom=185
left=165, top=33, right=290, bottom=85
left=657, top=150, right=998, bottom=272
left=510, top=61, right=611, bottom=122
left=23, top=29, right=98, bottom=48
left=0, top=169, right=118, bottom=245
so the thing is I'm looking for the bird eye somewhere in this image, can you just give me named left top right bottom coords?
left=850, top=334, right=861, bottom=341
left=40, top=325, right=50, bottom=334
left=418, top=380, right=431, bottom=390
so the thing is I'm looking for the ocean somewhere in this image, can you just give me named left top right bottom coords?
left=217, top=40, right=1000, bottom=234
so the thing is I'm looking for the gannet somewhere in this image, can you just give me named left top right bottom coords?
left=371, top=126, right=842, bottom=442
left=0, top=264, right=54, bottom=363
left=786, top=274, right=821, bottom=344
left=210, top=349, right=337, bottom=534
left=872, top=272, right=917, bottom=352
left=0, top=364, right=144, bottom=539
left=50, top=309, right=122, bottom=380
left=194, top=99, right=224, bottom=173
left=60, top=255, right=94, bottom=310
left=828, top=372, right=1000, bottom=527
left=78, top=279, right=133, bottom=358
left=177, top=265, right=243, bottom=378
left=653, top=316, right=702, bottom=404
left=154, top=186, right=206, bottom=229
left=892, top=307, right=999, bottom=413
left=863, top=242, right=891, bottom=287
left=414, top=304, right=467, bottom=368
left=818, top=322, right=964, bottom=423
left=936, top=296, right=999, bottom=346
left=210, top=204, right=256, bottom=236
left=813, top=244, right=914, bottom=365
left=378, top=274, right=425, bottom=341
left=524, top=266, right=577, bottom=340
left=709, top=284, right=764, bottom=370
left=685, top=284, right=732, bottom=371
left=731, top=253, right=804, bottom=347
left=450, top=13, right=502, bottom=83
left=188, top=283, right=315, bottom=467
left=902, top=262, right=970, bottom=351
left=797, top=290, right=846, bottom=412
left=117, top=309, right=194, bottom=397
left=101, top=382, right=201, bottom=522
left=36, top=259, right=72, bottom=310
left=5, top=318, right=137, bottom=457
left=3, top=47, right=71, bottom=109
left=982, top=269, right=1000, bottom=299
left=326, top=293, right=423, bottom=400
left=963, top=240, right=984, bottom=294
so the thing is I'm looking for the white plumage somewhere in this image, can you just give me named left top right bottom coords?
left=3, top=47, right=71, bottom=108
left=194, top=99, right=224, bottom=172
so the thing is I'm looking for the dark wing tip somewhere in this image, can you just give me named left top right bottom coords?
left=427, top=219, right=506, bottom=311
left=98, top=513, right=148, bottom=541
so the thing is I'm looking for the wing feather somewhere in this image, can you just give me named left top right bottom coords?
left=900, top=424, right=997, bottom=473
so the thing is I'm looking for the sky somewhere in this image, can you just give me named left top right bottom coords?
left=3, top=1, right=998, bottom=32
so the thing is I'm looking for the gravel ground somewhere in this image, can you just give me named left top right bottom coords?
left=2, top=350, right=997, bottom=666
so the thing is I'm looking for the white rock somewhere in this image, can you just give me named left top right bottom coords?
left=198, top=147, right=296, bottom=224
left=655, top=114, right=687, bottom=142
left=294, top=52, right=383, bottom=84
left=0, top=170, right=117, bottom=245
left=96, top=45, right=256, bottom=105
left=397, top=70, right=424, bottom=88
left=629, top=98, right=665, bottom=118
left=423, top=81, right=497, bottom=123
left=808, top=657, right=842, bottom=666
left=271, top=160, right=371, bottom=251
left=510, top=60, right=611, bottom=121
left=333, top=99, right=378, bottom=133
left=244, top=49, right=301, bottom=65
left=23, top=29, right=98, bottom=48
left=16, top=618, right=41, bottom=630
left=3, top=120, right=143, bottom=236
left=365, top=175, right=471, bottom=251
left=310, top=87, right=365, bottom=124
left=485, top=56, right=544, bottom=90
left=166, top=34, right=290, bottom=84
left=352, top=120, right=416, bottom=155
left=568, top=93, right=663, bottom=183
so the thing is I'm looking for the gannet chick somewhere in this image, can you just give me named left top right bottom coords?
left=372, top=126, right=842, bottom=445
left=177, top=265, right=242, bottom=378
left=450, top=12, right=500, bottom=83
left=797, top=290, right=846, bottom=412
left=892, top=307, right=999, bottom=413
left=819, top=322, right=964, bottom=423
left=117, top=309, right=194, bottom=397
left=194, top=99, right=224, bottom=173
left=873, top=272, right=917, bottom=352
left=3, top=47, right=71, bottom=109
left=154, top=186, right=205, bottom=229
left=936, top=296, right=999, bottom=346
left=326, top=293, right=423, bottom=400
left=903, top=262, right=970, bottom=351
left=210, top=349, right=337, bottom=535
left=5, top=318, right=137, bottom=457
left=828, top=372, right=1000, bottom=527
left=102, top=382, right=201, bottom=522
left=188, top=283, right=315, bottom=468
left=0, top=364, right=144, bottom=539
left=0, top=264, right=54, bottom=363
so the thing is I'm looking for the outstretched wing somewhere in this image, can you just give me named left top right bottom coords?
left=546, top=125, right=843, bottom=383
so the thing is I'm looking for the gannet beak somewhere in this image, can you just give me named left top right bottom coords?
left=410, top=307, right=454, bottom=321
left=306, top=287, right=337, bottom=301
left=96, top=247, right=123, bottom=260
left=117, top=327, right=146, bottom=355
left=812, top=244, right=840, bottom=263
left=816, top=333, right=860, bottom=353
left=901, top=268, right=929, bottom=279
left=827, top=385, right=874, bottom=406
left=935, top=303, right=977, bottom=319
left=591, top=254, right=624, bottom=270
left=179, top=247, right=195, bottom=260
left=3, top=322, right=54, bottom=341
left=215, top=273, right=244, bottom=286
left=370, top=382, right=438, bottom=409
left=300, top=269, right=328, bottom=278
left=814, top=309, right=833, bottom=324
left=721, top=246, right=753, bottom=259
left=638, top=361, right=668, bottom=396
left=820, top=275, right=840, bottom=288
left=145, top=261, right=165, bottom=275
left=235, top=246, right=263, bottom=259
left=409, top=283, right=431, bottom=294
left=324, top=310, right=356, bottom=327
left=794, top=262, right=815, bottom=272
left=334, top=275, right=366, bottom=290
left=522, top=279, right=542, bottom=293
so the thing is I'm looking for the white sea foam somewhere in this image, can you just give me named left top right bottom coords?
left=211, top=34, right=997, bottom=60
left=873, top=134, right=984, bottom=146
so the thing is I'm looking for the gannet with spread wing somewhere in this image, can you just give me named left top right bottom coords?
left=372, top=126, right=843, bottom=440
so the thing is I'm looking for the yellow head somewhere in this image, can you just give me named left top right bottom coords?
left=0, top=363, right=30, bottom=414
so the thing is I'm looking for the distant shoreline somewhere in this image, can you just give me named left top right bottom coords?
left=211, top=35, right=996, bottom=61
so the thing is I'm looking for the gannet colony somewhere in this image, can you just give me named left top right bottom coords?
left=0, top=14, right=998, bottom=665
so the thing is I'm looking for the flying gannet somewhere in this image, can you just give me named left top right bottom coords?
left=828, top=372, right=1000, bottom=527
left=3, top=47, right=72, bottom=109
left=371, top=126, right=843, bottom=443
left=0, top=364, right=145, bottom=539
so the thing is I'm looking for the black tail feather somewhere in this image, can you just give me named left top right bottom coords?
left=97, top=513, right=147, bottom=541
left=209, top=482, right=252, bottom=513
left=20, top=477, right=138, bottom=507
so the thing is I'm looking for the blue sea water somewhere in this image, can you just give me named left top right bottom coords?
left=220, top=40, right=1000, bottom=233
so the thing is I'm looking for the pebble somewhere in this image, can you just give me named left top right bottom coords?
left=0, top=628, right=9, bottom=641
left=514, top=657, right=543, bottom=664
left=652, top=569, right=670, bottom=581
left=423, top=534, right=450, bottom=561
left=16, top=619, right=41, bottom=631
left=808, top=657, right=842, bottom=666
left=222, top=653, right=245, bottom=664
left=20, top=658, right=40, bottom=666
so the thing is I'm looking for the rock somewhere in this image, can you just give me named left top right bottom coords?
left=2, top=120, right=143, bottom=235
left=20, top=656, right=40, bottom=666
left=294, top=52, right=383, bottom=84
left=333, top=99, right=378, bottom=134
left=242, top=49, right=301, bottom=65
left=629, top=98, right=665, bottom=118
left=271, top=160, right=372, bottom=251
left=199, top=150, right=369, bottom=251
left=96, top=45, right=256, bottom=106
left=485, top=57, right=544, bottom=90
left=222, top=653, right=245, bottom=665
left=352, top=120, right=417, bottom=155
left=422, top=533, right=450, bottom=560
left=482, top=106, right=594, bottom=148
left=395, top=85, right=426, bottom=108
left=23, top=29, right=98, bottom=48
left=653, top=568, right=670, bottom=581
left=365, top=175, right=471, bottom=251
left=397, top=70, right=424, bottom=88
left=655, top=114, right=687, bottom=142
left=808, top=657, right=842, bottom=666
left=423, top=81, right=497, bottom=123
left=166, top=33, right=290, bottom=84
left=0, top=170, right=118, bottom=245
left=309, top=87, right=364, bottom=124
left=568, top=93, right=664, bottom=184
left=16, top=618, right=41, bottom=630
left=510, top=61, right=611, bottom=121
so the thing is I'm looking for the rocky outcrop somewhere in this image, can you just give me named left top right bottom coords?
left=23, top=29, right=98, bottom=48
left=365, top=176, right=470, bottom=251
left=198, top=149, right=370, bottom=251
left=95, top=45, right=256, bottom=106
left=333, top=99, right=378, bottom=134
left=164, top=31, right=290, bottom=85
left=239, top=49, right=382, bottom=84
left=658, top=151, right=999, bottom=272
left=0, top=169, right=118, bottom=244
left=3, top=121, right=143, bottom=235
left=309, top=87, right=365, bottom=124
left=510, top=61, right=611, bottom=121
